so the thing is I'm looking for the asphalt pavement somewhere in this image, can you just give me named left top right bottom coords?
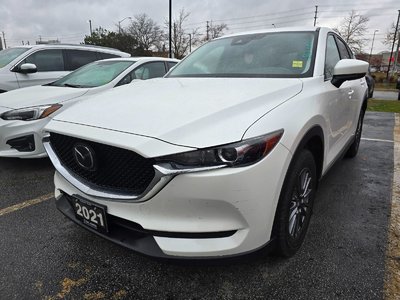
left=0, top=112, right=395, bottom=300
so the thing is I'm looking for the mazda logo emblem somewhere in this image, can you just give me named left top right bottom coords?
left=73, top=144, right=97, bottom=171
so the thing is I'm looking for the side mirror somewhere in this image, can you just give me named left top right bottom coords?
left=18, top=63, right=38, bottom=74
left=331, top=59, right=369, bottom=88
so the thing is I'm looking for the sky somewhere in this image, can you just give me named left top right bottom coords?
left=0, top=0, right=398, bottom=53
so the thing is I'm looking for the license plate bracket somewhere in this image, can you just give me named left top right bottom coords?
left=71, top=196, right=108, bottom=233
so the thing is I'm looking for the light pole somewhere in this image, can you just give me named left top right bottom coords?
left=189, top=33, right=192, bottom=53
left=118, top=17, right=132, bottom=34
left=169, top=0, right=172, bottom=58
left=369, top=30, right=378, bottom=64
left=88, top=20, right=92, bottom=36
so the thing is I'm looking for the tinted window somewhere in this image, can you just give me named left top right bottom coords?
left=20, top=49, right=64, bottom=72
left=65, top=50, right=98, bottom=70
left=0, top=47, right=29, bottom=68
left=325, top=35, right=341, bottom=79
left=99, top=52, right=120, bottom=59
left=168, top=32, right=316, bottom=78
left=133, top=62, right=167, bottom=80
left=167, top=61, right=177, bottom=70
left=50, top=60, right=134, bottom=88
left=335, top=37, right=352, bottom=59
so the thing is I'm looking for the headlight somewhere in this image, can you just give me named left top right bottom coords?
left=0, top=104, right=62, bottom=121
left=155, top=129, right=284, bottom=169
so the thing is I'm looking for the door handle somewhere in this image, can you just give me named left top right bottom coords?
left=348, top=90, right=354, bottom=95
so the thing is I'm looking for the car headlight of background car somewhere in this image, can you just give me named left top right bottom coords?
left=0, top=104, right=62, bottom=121
left=155, top=129, right=284, bottom=169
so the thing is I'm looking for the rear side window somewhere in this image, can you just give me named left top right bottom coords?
left=20, top=49, right=64, bottom=72
left=335, top=37, right=352, bottom=59
left=65, top=50, right=98, bottom=71
left=99, top=52, right=120, bottom=59
left=324, top=35, right=341, bottom=79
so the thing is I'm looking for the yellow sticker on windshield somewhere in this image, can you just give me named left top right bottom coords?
left=292, top=60, right=303, bottom=68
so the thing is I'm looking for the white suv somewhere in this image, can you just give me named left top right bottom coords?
left=0, top=44, right=130, bottom=92
left=44, top=27, right=368, bottom=259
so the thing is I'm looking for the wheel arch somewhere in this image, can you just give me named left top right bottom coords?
left=291, top=125, right=324, bottom=183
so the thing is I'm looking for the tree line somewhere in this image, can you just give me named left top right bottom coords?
left=84, top=9, right=227, bottom=58
left=84, top=8, right=398, bottom=61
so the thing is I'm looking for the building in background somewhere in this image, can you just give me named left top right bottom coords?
left=356, top=51, right=400, bottom=73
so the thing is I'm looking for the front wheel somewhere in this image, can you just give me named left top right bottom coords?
left=272, top=149, right=317, bottom=257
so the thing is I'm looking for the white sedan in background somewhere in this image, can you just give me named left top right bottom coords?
left=0, top=57, right=179, bottom=158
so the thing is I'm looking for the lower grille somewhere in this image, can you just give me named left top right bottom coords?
left=49, top=133, right=155, bottom=195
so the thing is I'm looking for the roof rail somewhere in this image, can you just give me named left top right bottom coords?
left=33, top=43, right=124, bottom=52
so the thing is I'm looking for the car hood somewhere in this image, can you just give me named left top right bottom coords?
left=0, top=85, right=90, bottom=110
left=53, top=78, right=303, bottom=148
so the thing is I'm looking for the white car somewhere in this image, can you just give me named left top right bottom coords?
left=44, top=27, right=368, bottom=259
left=0, top=57, right=179, bottom=158
left=0, top=44, right=130, bottom=93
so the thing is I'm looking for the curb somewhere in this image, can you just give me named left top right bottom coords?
left=384, top=113, right=400, bottom=299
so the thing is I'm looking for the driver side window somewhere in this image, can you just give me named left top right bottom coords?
left=324, top=35, right=341, bottom=80
left=116, top=62, right=167, bottom=87
left=19, top=49, right=65, bottom=72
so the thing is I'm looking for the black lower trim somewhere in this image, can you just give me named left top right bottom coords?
left=0, top=89, right=7, bottom=94
left=56, top=193, right=247, bottom=260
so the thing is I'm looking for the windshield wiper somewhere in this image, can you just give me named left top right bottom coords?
left=63, top=83, right=85, bottom=88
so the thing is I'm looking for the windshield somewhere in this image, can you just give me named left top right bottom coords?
left=168, top=31, right=316, bottom=78
left=50, top=60, right=135, bottom=88
left=0, top=48, right=30, bottom=68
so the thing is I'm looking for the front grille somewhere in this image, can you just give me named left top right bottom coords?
left=49, top=133, right=155, bottom=195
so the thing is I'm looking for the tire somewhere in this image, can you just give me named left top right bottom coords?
left=345, top=109, right=365, bottom=158
left=272, top=149, right=317, bottom=257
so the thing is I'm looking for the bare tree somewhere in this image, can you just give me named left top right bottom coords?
left=127, top=14, right=164, bottom=51
left=384, top=22, right=399, bottom=48
left=168, top=9, right=201, bottom=59
left=209, top=22, right=228, bottom=39
left=333, top=10, right=369, bottom=54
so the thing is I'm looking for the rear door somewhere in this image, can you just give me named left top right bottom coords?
left=14, top=49, right=67, bottom=88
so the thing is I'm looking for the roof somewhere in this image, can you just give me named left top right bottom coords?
left=100, top=57, right=180, bottom=63
left=8, top=44, right=130, bottom=55
left=216, top=26, right=325, bottom=40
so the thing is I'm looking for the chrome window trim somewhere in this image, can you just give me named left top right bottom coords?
left=43, top=135, right=226, bottom=202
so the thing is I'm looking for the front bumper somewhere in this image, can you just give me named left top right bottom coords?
left=54, top=142, right=292, bottom=258
left=0, top=118, right=49, bottom=158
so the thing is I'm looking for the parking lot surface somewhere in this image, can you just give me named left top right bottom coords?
left=0, top=112, right=395, bottom=299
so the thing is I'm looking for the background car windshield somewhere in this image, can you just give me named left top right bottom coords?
left=51, top=60, right=135, bottom=88
left=168, top=32, right=315, bottom=78
left=0, top=48, right=30, bottom=68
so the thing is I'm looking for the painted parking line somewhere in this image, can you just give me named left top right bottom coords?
left=361, top=137, right=394, bottom=143
left=0, top=193, right=53, bottom=217
left=384, top=113, right=400, bottom=299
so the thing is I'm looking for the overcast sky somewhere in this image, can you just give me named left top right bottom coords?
left=1, top=0, right=398, bottom=53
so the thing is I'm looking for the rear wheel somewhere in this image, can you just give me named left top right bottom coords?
left=345, top=109, right=365, bottom=158
left=273, top=149, right=317, bottom=257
